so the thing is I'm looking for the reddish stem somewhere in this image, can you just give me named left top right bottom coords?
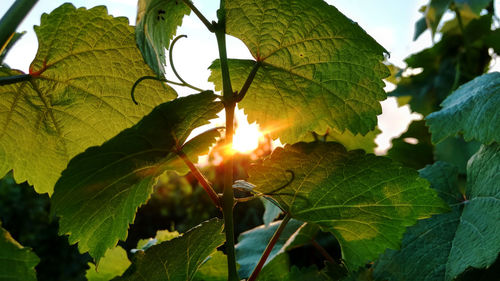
left=248, top=213, right=292, bottom=281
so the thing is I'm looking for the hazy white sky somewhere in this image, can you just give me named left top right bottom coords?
left=1, top=0, right=496, bottom=154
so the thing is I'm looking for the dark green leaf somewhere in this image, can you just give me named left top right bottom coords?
left=135, top=0, right=191, bottom=76
left=51, top=91, right=222, bottom=261
left=426, top=0, right=452, bottom=36
left=0, top=223, right=39, bottom=281
left=413, top=17, right=428, bottom=41
left=0, top=4, right=176, bottom=194
left=375, top=144, right=500, bottom=281
left=455, top=0, right=492, bottom=15
left=248, top=142, right=448, bottom=269
left=434, top=136, right=480, bottom=174
left=261, top=198, right=282, bottom=227
left=210, top=0, right=388, bottom=143
left=116, top=218, right=225, bottom=281
left=426, top=72, right=500, bottom=144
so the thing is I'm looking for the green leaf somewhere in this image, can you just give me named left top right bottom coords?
left=413, top=17, right=428, bottom=41
left=0, top=223, right=39, bottom=281
left=434, top=136, right=480, bottom=174
left=261, top=198, right=282, bottom=227
left=257, top=253, right=336, bottom=281
left=426, top=0, right=452, bottom=36
left=426, top=72, right=500, bottom=144
left=0, top=4, right=176, bottom=194
left=51, top=91, right=222, bottom=261
left=210, top=0, right=388, bottom=143
left=116, top=218, right=225, bottom=281
left=136, top=0, right=191, bottom=76
left=304, top=128, right=381, bottom=153
left=86, top=246, right=131, bottom=281
left=455, top=0, right=492, bottom=15
left=134, top=229, right=180, bottom=252
left=236, top=219, right=315, bottom=278
left=387, top=120, right=434, bottom=170
left=193, top=251, right=230, bottom=281
left=375, top=145, right=500, bottom=281
left=248, top=142, right=448, bottom=269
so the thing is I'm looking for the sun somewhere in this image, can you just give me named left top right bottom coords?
left=232, top=115, right=263, bottom=154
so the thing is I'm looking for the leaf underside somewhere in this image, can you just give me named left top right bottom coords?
left=375, top=145, right=500, bottom=281
left=0, top=4, right=176, bottom=194
left=426, top=72, right=500, bottom=145
left=51, top=91, right=222, bottom=261
left=210, top=0, right=389, bottom=144
left=248, top=142, right=448, bottom=269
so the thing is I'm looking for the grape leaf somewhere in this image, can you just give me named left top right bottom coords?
left=136, top=0, right=191, bottom=76
left=426, top=72, right=500, bottom=144
left=375, top=144, right=500, bottom=281
left=236, top=219, right=315, bottom=278
left=261, top=198, right=282, bottom=226
left=86, top=246, right=131, bottom=281
left=0, top=223, right=39, bottom=281
left=210, top=0, right=388, bottom=143
left=425, top=0, right=452, bottom=36
left=193, top=251, right=230, bottom=281
left=0, top=4, right=176, bottom=194
left=51, top=91, right=222, bottom=261
left=248, top=142, right=448, bottom=269
left=116, top=218, right=225, bottom=281
left=455, top=0, right=492, bottom=15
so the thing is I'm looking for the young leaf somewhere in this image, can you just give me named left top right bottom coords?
left=210, top=0, right=389, bottom=143
left=375, top=144, right=500, bottom=281
left=425, top=0, right=452, bottom=37
left=0, top=4, right=176, bottom=194
left=136, top=0, right=191, bottom=76
left=426, top=72, right=500, bottom=144
left=0, top=223, right=39, bottom=281
left=51, top=91, right=222, bottom=262
left=116, top=218, right=225, bottom=281
left=236, top=219, right=315, bottom=278
left=248, top=142, right=448, bottom=270
left=86, top=246, right=131, bottom=281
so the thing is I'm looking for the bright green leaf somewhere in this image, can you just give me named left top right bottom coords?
left=193, top=251, right=230, bottom=281
left=51, top=91, right=222, bottom=261
left=248, top=142, right=448, bottom=269
left=136, top=0, right=191, bottom=76
left=0, top=223, right=39, bottom=281
left=210, top=0, right=388, bottom=144
left=375, top=145, right=500, bottom=281
left=135, top=229, right=180, bottom=252
left=86, top=246, right=131, bottom=281
left=236, top=219, right=315, bottom=278
left=426, top=72, right=500, bottom=144
left=116, top=218, right=225, bottom=281
left=0, top=4, right=176, bottom=194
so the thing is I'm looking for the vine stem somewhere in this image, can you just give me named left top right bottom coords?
left=248, top=213, right=292, bottom=281
left=214, top=6, right=239, bottom=279
left=311, top=239, right=336, bottom=264
left=0, top=0, right=38, bottom=50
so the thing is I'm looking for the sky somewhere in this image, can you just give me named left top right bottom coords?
left=1, top=0, right=497, bottom=154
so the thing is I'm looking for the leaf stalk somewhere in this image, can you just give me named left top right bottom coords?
left=248, top=213, right=292, bottom=281
left=181, top=0, right=214, bottom=32
left=235, top=61, right=261, bottom=102
left=0, top=74, right=31, bottom=85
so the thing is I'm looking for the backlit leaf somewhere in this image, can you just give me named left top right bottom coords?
left=0, top=4, right=176, bottom=194
left=136, top=0, right=191, bottom=76
left=51, top=91, right=222, bottom=261
left=248, top=142, right=448, bottom=269
left=116, top=218, right=225, bottom=281
left=193, top=251, right=230, bottom=281
left=426, top=72, right=500, bottom=144
left=0, top=223, right=39, bottom=281
left=86, top=246, right=131, bottom=281
left=210, top=0, right=388, bottom=143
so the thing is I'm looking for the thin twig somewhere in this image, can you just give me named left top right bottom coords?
left=248, top=213, right=292, bottom=281
left=169, top=35, right=204, bottom=92
left=235, top=61, right=261, bottom=102
left=181, top=0, right=214, bottom=32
